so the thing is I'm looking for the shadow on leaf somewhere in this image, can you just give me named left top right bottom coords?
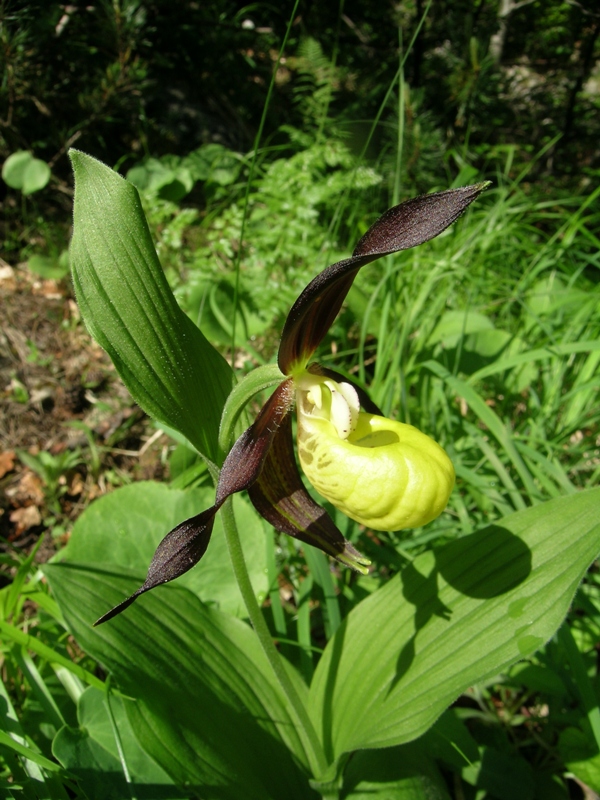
left=390, top=524, right=531, bottom=691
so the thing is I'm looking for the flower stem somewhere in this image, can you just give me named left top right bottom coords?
left=220, top=498, right=329, bottom=781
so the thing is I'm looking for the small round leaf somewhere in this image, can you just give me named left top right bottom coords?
left=2, top=151, right=33, bottom=189
left=22, top=158, right=51, bottom=194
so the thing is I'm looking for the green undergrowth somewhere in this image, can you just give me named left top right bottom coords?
left=131, top=143, right=600, bottom=555
left=3, top=80, right=600, bottom=800
left=3, top=144, right=599, bottom=797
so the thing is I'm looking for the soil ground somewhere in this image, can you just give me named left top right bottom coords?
left=0, top=262, right=169, bottom=573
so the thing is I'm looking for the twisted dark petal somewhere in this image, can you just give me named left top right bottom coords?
left=278, top=183, right=490, bottom=374
left=216, top=378, right=295, bottom=503
left=352, top=184, right=489, bottom=257
left=307, top=363, right=384, bottom=416
left=278, top=262, right=362, bottom=374
left=248, top=413, right=370, bottom=573
left=95, top=379, right=296, bottom=624
left=94, top=508, right=216, bottom=626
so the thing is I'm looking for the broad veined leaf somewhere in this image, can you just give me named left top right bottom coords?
left=558, top=726, right=600, bottom=792
left=44, top=564, right=317, bottom=800
left=308, top=488, right=600, bottom=764
left=53, top=686, right=183, bottom=799
left=461, top=747, right=534, bottom=800
left=69, top=150, right=234, bottom=461
left=339, top=742, right=451, bottom=799
left=53, top=481, right=268, bottom=617
left=53, top=726, right=129, bottom=800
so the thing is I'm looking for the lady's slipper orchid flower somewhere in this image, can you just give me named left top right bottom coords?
left=295, top=370, right=455, bottom=531
left=96, top=183, right=488, bottom=625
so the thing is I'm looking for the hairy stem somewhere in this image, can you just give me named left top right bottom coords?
left=220, top=498, right=329, bottom=782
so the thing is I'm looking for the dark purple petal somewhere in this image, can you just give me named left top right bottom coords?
left=94, top=508, right=216, bottom=626
left=278, top=183, right=490, bottom=374
left=216, top=378, right=295, bottom=503
left=278, top=262, right=362, bottom=374
left=352, top=184, right=490, bottom=257
left=96, top=379, right=296, bottom=624
left=248, top=412, right=371, bottom=573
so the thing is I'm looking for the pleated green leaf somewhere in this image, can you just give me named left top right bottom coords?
left=339, top=743, right=451, bottom=799
left=53, top=687, right=183, bottom=799
left=44, top=564, right=317, bottom=800
left=308, top=488, right=600, bottom=764
left=69, top=150, right=234, bottom=461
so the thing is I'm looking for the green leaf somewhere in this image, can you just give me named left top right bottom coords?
left=43, top=564, right=317, bottom=800
left=0, top=730, right=61, bottom=773
left=53, top=686, right=184, bottom=799
left=53, top=725, right=130, bottom=800
left=54, top=481, right=268, bottom=617
left=466, top=340, right=600, bottom=385
left=2, top=151, right=51, bottom=193
left=22, top=158, right=51, bottom=194
left=558, top=727, right=600, bottom=792
left=68, top=150, right=234, bottom=461
left=0, top=620, right=104, bottom=691
left=340, top=742, right=451, bottom=799
left=425, top=360, right=537, bottom=498
left=2, top=150, right=30, bottom=187
left=532, top=771, right=569, bottom=800
left=126, top=158, right=195, bottom=202
left=308, top=488, right=600, bottom=764
left=506, top=662, right=568, bottom=698
left=420, top=709, right=480, bottom=771
left=462, top=747, right=534, bottom=800
left=427, top=309, right=494, bottom=347
left=27, top=252, right=70, bottom=280
left=186, top=143, right=241, bottom=186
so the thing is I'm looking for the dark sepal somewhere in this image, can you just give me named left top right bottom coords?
left=278, top=263, right=361, bottom=376
left=278, top=183, right=490, bottom=374
left=353, top=183, right=490, bottom=257
left=216, top=378, right=295, bottom=503
left=95, top=379, right=296, bottom=625
left=248, top=412, right=371, bottom=574
left=93, top=508, right=216, bottom=626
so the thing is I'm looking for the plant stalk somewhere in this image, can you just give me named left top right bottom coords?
left=220, top=498, right=330, bottom=782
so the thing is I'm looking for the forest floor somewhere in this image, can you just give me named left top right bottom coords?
left=0, top=262, right=167, bottom=569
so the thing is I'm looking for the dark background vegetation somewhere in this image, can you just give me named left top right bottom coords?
left=1, top=0, right=599, bottom=218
